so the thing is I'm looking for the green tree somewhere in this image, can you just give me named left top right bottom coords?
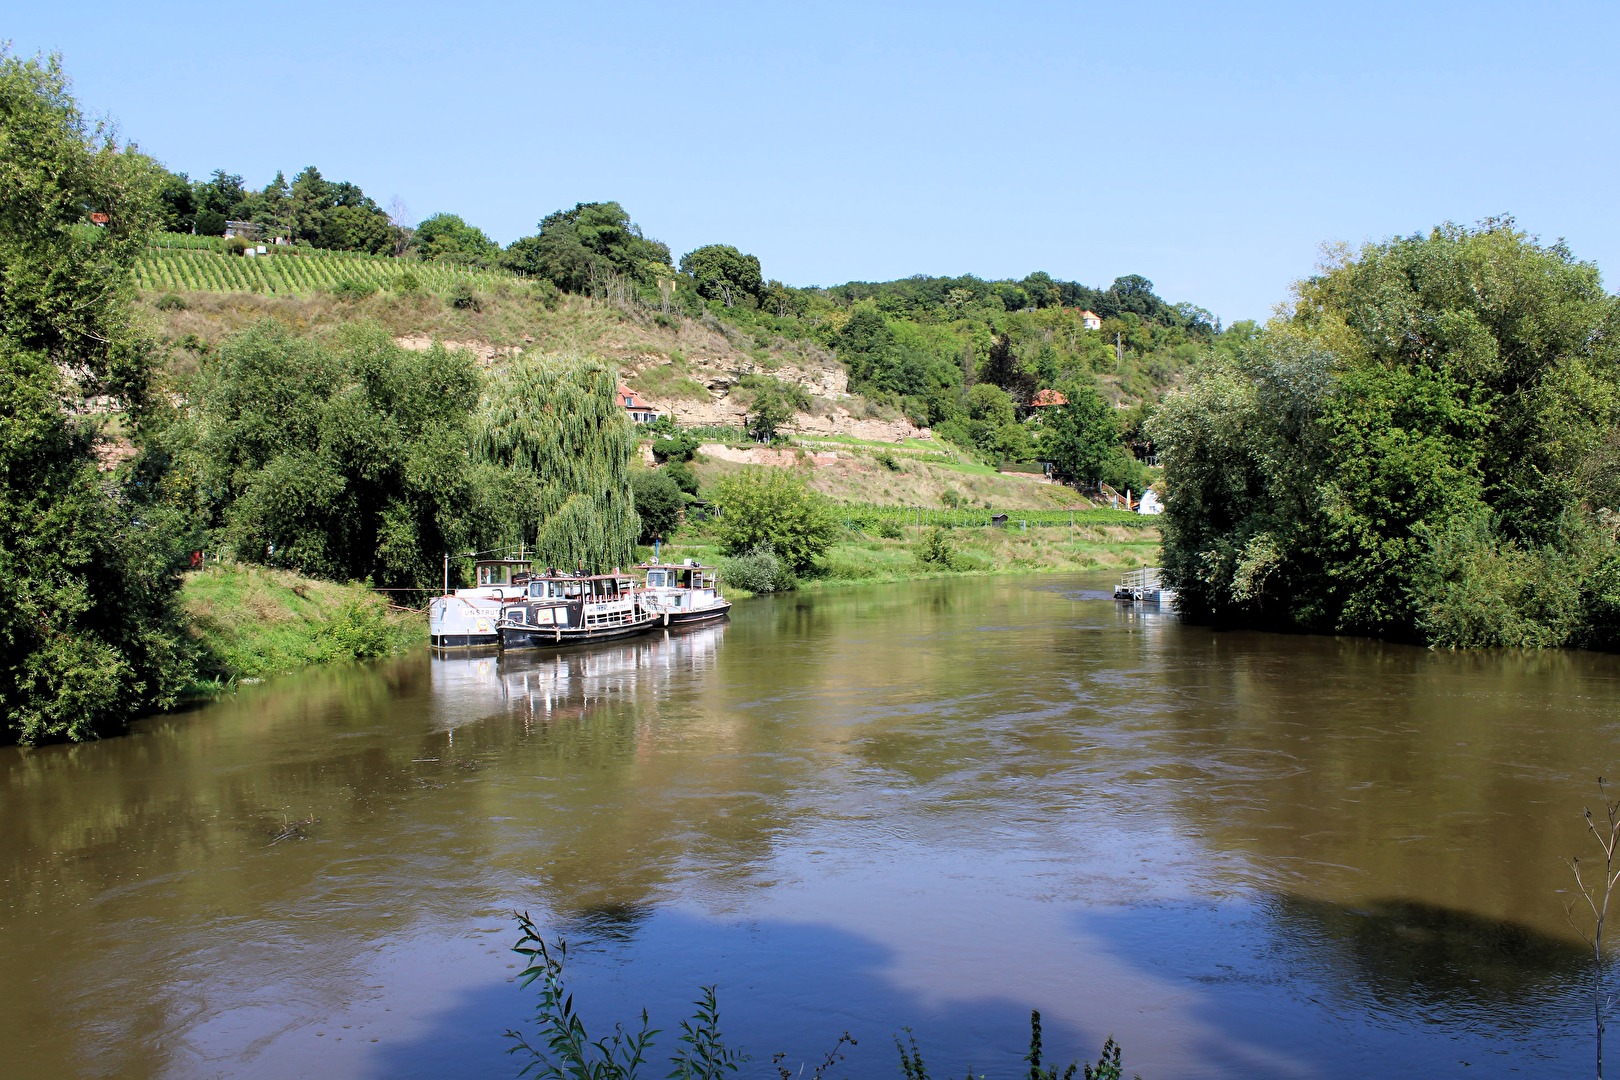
left=1043, top=381, right=1118, bottom=484
left=1153, top=219, right=1620, bottom=646
left=630, top=467, right=683, bottom=543
left=711, top=468, right=836, bottom=575
left=746, top=383, right=795, bottom=443
left=411, top=212, right=499, bottom=265
left=152, top=164, right=196, bottom=232
left=0, top=49, right=193, bottom=744
left=679, top=244, right=763, bottom=307
left=167, top=322, right=492, bottom=588
left=476, top=355, right=641, bottom=570
left=506, top=201, right=671, bottom=294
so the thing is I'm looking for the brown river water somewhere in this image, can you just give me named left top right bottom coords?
left=4, top=572, right=1617, bottom=1079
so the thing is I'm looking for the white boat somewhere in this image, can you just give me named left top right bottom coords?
left=1114, top=566, right=1178, bottom=606
left=637, top=561, right=732, bottom=626
left=428, top=558, right=532, bottom=649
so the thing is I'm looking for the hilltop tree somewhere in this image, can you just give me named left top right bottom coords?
left=680, top=244, right=763, bottom=307
left=506, top=201, right=671, bottom=294
left=411, top=212, right=499, bottom=266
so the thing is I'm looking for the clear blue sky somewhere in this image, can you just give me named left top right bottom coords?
left=10, top=1, right=1618, bottom=323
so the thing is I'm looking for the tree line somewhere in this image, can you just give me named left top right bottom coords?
left=1153, top=219, right=1620, bottom=649
left=151, top=157, right=1219, bottom=486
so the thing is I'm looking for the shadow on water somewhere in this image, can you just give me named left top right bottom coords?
left=1073, top=892, right=1592, bottom=1078
left=362, top=909, right=1114, bottom=1080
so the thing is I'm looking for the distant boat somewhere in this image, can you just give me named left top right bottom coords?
left=637, top=561, right=732, bottom=627
left=497, top=571, right=662, bottom=649
left=1114, top=567, right=1177, bottom=606
left=429, top=557, right=532, bottom=648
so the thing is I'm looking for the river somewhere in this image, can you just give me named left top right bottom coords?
left=3, top=572, right=1615, bottom=1078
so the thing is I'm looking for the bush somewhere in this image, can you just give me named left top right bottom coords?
left=651, top=429, right=700, bottom=463
left=392, top=272, right=421, bottom=292
left=313, top=600, right=398, bottom=662
left=711, top=467, right=836, bottom=574
left=531, top=278, right=562, bottom=310
left=914, top=527, right=964, bottom=571
left=330, top=278, right=378, bottom=301
left=449, top=281, right=481, bottom=310
left=876, top=520, right=904, bottom=540
left=154, top=292, right=187, bottom=310
left=719, top=543, right=794, bottom=593
left=662, top=457, right=699, bottom=496
left=224, top=236, right=249, bottom=256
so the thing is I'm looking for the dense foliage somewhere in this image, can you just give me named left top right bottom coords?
left=499, top=201, right=672, bottom=296
left=161, top=322, right=497, bottom=588
left=155, top=162, right=399, bottom=253
left=710, top=468, right=837, bottom=575
left=1152, top=220, right=1620, bottom=648
left=0, top=50, right=192, bottom=744
left=629, top=467, right=683, bottom=543
left=477, top=355, right=641, bottom=571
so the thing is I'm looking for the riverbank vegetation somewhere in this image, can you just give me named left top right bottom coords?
left=180, top=563, right=419, bottom=687
left=508, top=912, right=1127, bottom=1080
left=0, top=51, right=193, bottom=746
left=1153, top=220, right=1620, bottom=649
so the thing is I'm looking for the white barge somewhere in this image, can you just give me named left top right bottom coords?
left=428, top=558, right=532, bottom=649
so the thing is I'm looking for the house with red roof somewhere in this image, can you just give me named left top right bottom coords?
left=617, top=385, right=660, bottom=424
left=1077, top=310, right=1102, bottom=331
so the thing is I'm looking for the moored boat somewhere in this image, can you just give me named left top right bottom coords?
left=429, top=558, right=532, bottom=648
left=1114, top=566, right=1177, bottom=606
left=637, top=560, right=732, bottom=626
left=497, top=570, right=662, bottom=649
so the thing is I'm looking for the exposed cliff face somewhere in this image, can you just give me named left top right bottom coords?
left=622, top=351, right=925, bottom=442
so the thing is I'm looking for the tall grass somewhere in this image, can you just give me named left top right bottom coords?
left=180, top=563, right=420, bottom=687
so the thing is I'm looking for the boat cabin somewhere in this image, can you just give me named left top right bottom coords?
left=474, top=560, right=532, bottom=588
left=643, top=563, right=718, bottom=591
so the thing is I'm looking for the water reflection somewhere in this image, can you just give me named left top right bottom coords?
left=3, top=574, right=1619, bottom=1079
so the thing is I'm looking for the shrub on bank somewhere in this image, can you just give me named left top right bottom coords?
left=719, top=543, right=795, bottom=594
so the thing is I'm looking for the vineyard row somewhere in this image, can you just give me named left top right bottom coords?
left=134, top=248, right=520, bottom=296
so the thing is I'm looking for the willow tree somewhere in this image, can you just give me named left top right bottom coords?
left=477, top=355, right=640, bottom=570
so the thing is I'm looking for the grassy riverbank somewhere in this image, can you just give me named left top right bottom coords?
left=180, top=564, right=422, bottom=691
left=647, top=516, right=1159, bottom=593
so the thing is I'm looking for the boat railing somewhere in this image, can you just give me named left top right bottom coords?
left=1117, top=567, right=1162, bottom=592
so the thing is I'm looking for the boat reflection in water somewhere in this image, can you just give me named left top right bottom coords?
left=428, top=622, right=726, bottom=734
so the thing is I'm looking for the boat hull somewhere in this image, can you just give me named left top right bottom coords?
left=429, top=596, right=504, bottom=649
left=498, top=613, right=663, bottom=650
left=663, top=601, right=732, bottom=626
